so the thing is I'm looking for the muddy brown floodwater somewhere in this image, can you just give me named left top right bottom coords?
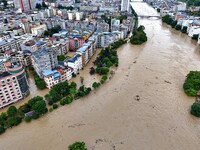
left=1, top=2, right=200, bottom=150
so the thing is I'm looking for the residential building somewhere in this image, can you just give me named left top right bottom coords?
left=31, top=24, right=47, bottom=36
left=14, top=0, right=36, bottom=12
left=64, top=54, right=82, bottom=74
left=32, top=48, right=58, bottom=77
left=0, top=58, right=29, bottom=108
left=121, top=0, right=130, bottom=12
left=42, top=67, right=72, bottom=89
left=69, top=37, right=85, bottom=51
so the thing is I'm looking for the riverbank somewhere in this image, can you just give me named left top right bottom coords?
left=1, top=2, right=200, bottom=149
left=1, top=12, right=200, bottom=149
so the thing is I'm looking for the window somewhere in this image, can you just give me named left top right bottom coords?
left=7, top=78, right=10, bottom=82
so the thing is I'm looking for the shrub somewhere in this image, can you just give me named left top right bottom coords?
left=191, top=102, right=200, bottom=117
left=68, top=141, right=87, bottom=150
left=183, top=71, right=200, bottom=96
left=92, top=82, right=101, bottom=89
left=0, top=126, right=6, bottom=135
left=52, top=104, right=58, bottom=109
left=192, top=34, right=199, bottom=40
left=24, top=116, right=32, bottom=123
left=60, top=100, right=66, bottom=106
left=181, top=26, right=187, bottom=33
left=49, top=108, right=53, bottom=112
left=7, top=106, right=17, bottom=117
left=175, top=24, right=181, bottom=30
left=32, top=112, right=40, bottom=119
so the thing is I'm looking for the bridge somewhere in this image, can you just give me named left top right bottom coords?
left=138, top=15, right=161, bottom=19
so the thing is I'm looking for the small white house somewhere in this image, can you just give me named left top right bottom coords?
left=198, top=34, right=200, bottom=44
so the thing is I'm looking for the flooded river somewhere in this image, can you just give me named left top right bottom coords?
left=1, top=1, right=200, bottom=150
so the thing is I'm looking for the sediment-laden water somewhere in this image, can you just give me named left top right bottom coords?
left=0, top=1, right=200, bottom=150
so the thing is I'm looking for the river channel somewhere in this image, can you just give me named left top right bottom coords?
left=0, top=1, right=200, bottom=150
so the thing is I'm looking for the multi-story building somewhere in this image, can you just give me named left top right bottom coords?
left=14, top=0, right=36, bottom=12
left=32, top=47, right=58, bottom=77
left=121, top=0, right=130, bottom=12
left=31, top=24, right=47, bottom=36
left=42, top=66, right=72, bottom=89
left=69, top=37, right=85, bottom=51
left=0, top=58, right=29, bottom=108
left=64, top=54, right=82, bottom=74
left=0, top=39, right=21, bottom=53
left=76, top=45, right=89, bottom=66
left=14, top=50, right=32, bottom=67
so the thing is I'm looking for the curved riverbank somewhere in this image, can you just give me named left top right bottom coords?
left=1, top=2, right=200, bottom=150
left=1, top=14, right=200, bottom=149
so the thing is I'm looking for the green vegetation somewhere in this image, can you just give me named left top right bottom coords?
left=162, top=15, right=173, bottom=25
left=43, top=25, right=61, bottom=37
left=183, top=71, right=200, bottom=96
left=68, top=141, right=87, bottom=150
left=33, top=73, right=46, bottom=90
left=92, top=82, right=101, bottom=89
left=192, top=34, right=199, bottom=40
left=57, top=55, right=68, bottom=61
left=181, top=26, right=188, bottom=33
left=191, top=102, right=200, bottom=117
left=77, top=86, right=91, bottom=97
left=101, top=75, right=108, bottom=84
left=0, top=96, right=48, bottom=134
left=175, top=24, right=182, bottom=30
left=94, top=39, right=126, bottom=75
left=178, top=0, right=200, bottom=7
left=24, top=116, right=32, bottom=123
left=171, top=20, right=177, bottom=28
left=130, top=25, right=147, bottom=45
left=52, top=104, right=58, bottom=109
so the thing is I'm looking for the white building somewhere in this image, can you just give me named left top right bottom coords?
left=64, top=54, right=82, bottom=74
left=198, top=34, right=200, bottom=44
left=42, top=67, right=72, bottom=89
left=68, top=12, right=75, bottom=20
left=121, top=0, right=130, bottom=12
left=76, top=12, right=83, bottom=21
left=31, top=24, right=47, bottom=36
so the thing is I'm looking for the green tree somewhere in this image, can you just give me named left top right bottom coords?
left=92, top=82, right=100, bottom=89
left=175, top=24, right=182, bottom=30
left=7, top=106, right=17, bottom=117
left=7, top=117, right=22, bottom=128
left=57, top=55, right=67, bottom=61
left=68, top=141, right=87, bottom=150
left=181, top=26, right=187, bottom=33
left=52, top=104, right=58, bottom=109
left=191, top=102, right=200, bottom=117
left=171, top=20, right=177, bottom=28
left=32, top=100, right=47, bottom=115
left=183, top=71, right=200, bottom=96
left=0, top=126, right=6, bottom=135
left=24, top=116, right=32, bottom=123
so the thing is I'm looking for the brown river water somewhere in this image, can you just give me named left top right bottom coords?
left=1, top=1, right=200, bottom=150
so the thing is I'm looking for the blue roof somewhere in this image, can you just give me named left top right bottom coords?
left=53, top=72, right=60, bottom=79
left=35, top=41, right=45, bottom=45
left=43, top=69, right=61, bottom=78
left=77, top=46, right=87, bottom=53
left=67, top=54, right=81, bottom=63
left=42, top=69, right=54, bottom=76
